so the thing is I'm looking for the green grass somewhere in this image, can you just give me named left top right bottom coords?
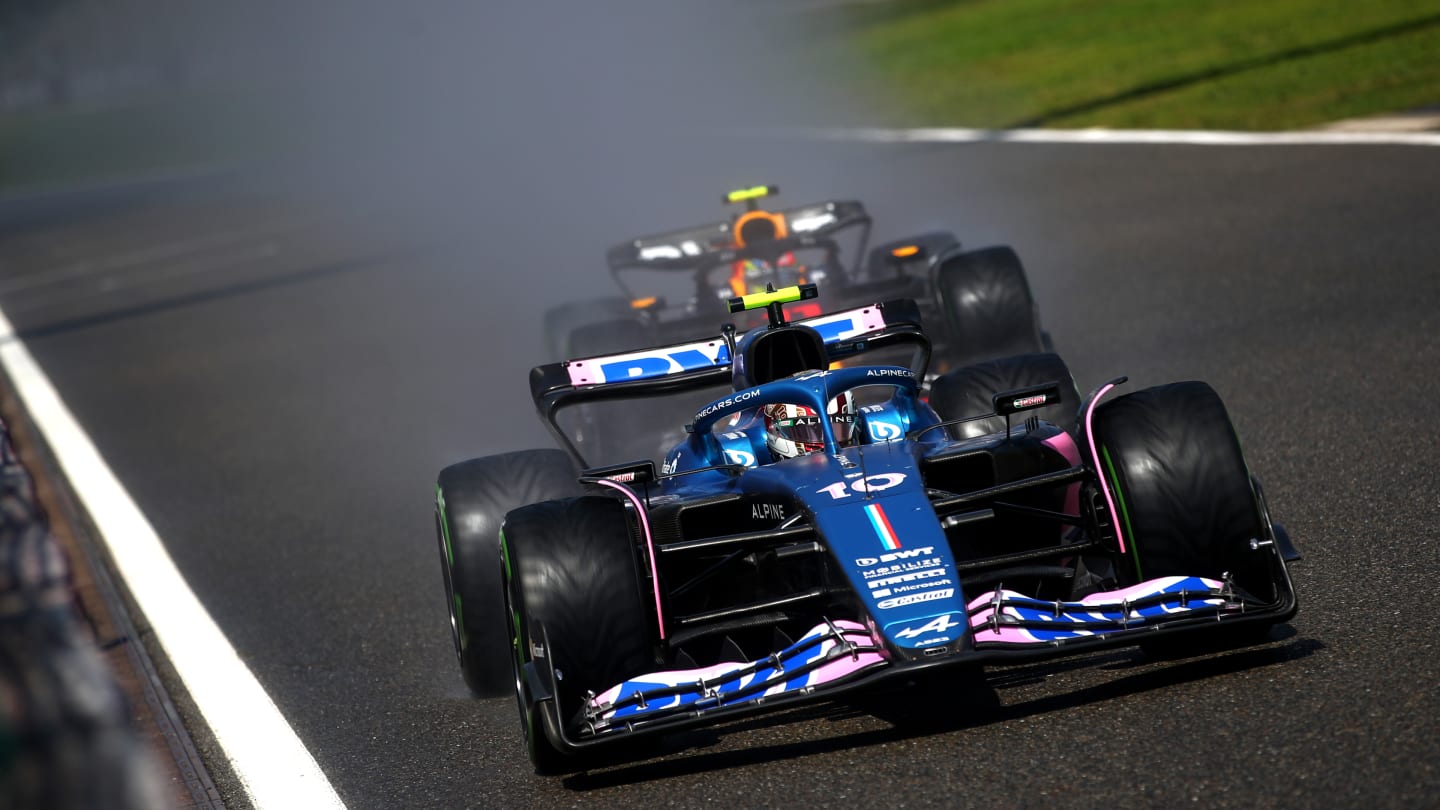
left=825, top=0, right=1440, bottom=129
left=6, top=1, right=1440, bottom=192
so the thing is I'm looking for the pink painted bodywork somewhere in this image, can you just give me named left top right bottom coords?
left=801, top=305, right=887, bottom=340
left=1082, top=382, right=1127, bottom=554
left=1040, top=431, right=1082, bottom=529
left=565, top=338, right=728, bottom=386
left=967, top=576, right=1225, bottom=645
left=592, top=478, right=667, bottom=640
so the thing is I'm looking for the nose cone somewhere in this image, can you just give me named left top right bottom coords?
left=793, top=446, right=967, bottom=656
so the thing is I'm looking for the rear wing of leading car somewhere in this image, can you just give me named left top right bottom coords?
left=529, top=298, right=930, bottom=458
left=604, top=200, right=870, bottom=273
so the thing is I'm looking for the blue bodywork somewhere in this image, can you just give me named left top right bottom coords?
left=514, top=299, right=1296, bottom=754
left=654, top=365, right=975, bottom=655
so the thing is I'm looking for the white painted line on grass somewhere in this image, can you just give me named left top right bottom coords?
left=807, top=126, right=1440, bottom=147
left=0, top=309, right=346, bottom=809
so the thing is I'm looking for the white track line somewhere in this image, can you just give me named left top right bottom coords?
left=0, top=310, right=345, bottom=808
left=809, top=126, right=1440, bottom=146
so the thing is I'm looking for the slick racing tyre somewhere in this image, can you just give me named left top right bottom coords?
left=543, top=297, right=637, bottom=361
left=1092, top=382, right=1281, bottom=652
left=933, top=246, right=1045, bottom=368
left=435, top=450, right=581, bottom=697
left=503, top=497, right=654, bottom=773
left=929, top=352, right=1079, bottom=439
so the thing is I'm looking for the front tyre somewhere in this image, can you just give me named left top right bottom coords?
left=435, top=450, right=580, bottom=697
left=503, top=497, right=654, bottom=773
left=1092, top=382, right=1267, bottom=587
left=1093, top=382, right=1288, bottom=652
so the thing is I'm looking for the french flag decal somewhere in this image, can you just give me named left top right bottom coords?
left=864, top=503, right=902, bottom=551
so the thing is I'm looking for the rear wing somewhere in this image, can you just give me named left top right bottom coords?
left=604, top=200, right=871, bottom=273
left=529, top=299, right=931, bottom=460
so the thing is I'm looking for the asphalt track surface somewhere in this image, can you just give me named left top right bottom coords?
left=3, top=140, right=1438, bottom=808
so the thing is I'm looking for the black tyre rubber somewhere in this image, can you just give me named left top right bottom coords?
left=1092, top=381, right=1271, bottom=595
left=542, top=297, right=636, bottom=360
left=933, top=246, right=1045, bottom=368
left=503, top=497, right=654, bottom=773
left=435, top=450, right=581, bottom=697
left=929, top=352, right=1080, bottom=439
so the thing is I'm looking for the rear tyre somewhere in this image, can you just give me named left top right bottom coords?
left=1092, top=382, right=1279, bottom=654
left=933, top=246, right=1045, bottom=368
left=503, top=497, right=654, bottom=773
left=436, top=450, right=581, bottom=696
left=929, top=352, right=1079, bottom=439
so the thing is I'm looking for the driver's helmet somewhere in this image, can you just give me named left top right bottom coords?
left=730, top=255, right=803, bottom=297
left=762, top=393, right=857, bottom=459
left=734, top=209, right=786, bottom=248
left=728, top=209, right=799, bottom=297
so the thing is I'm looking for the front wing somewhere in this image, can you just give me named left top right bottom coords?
left=564, top=573, right=1295, bottom=743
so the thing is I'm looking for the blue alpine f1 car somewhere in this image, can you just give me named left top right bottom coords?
left=434, top=284, right=1300, bottom=772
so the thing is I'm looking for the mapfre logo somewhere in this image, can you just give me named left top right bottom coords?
left=855, top=547, right=933, bottom=568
